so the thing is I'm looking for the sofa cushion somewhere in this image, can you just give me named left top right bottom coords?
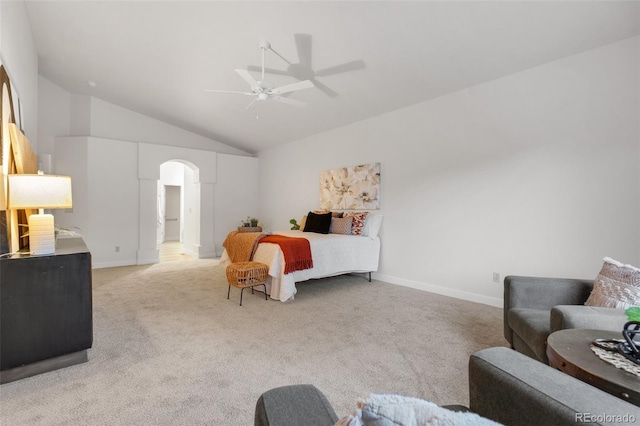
left=585, top=257, right=640, bottom=309
left=550, top=305, right=626, bottom=333
left=507, top=308, right=550, bottom=362
left=254, top=384, right=338, bottom=426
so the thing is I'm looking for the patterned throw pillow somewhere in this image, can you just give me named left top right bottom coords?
left=344, top=212, right=369, bottom=235
left=330, top=217, right=352, bottom=235
left=585, top=257, right=640, bottom=309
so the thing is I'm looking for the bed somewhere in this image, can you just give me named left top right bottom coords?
left=220, top=230, right=380, bottom=302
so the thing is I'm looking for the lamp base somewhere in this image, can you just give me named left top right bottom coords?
left=28, top=213, right=55, bottom=256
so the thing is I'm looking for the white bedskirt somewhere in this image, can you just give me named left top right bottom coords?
left=220, top=230, right=380, bottom=302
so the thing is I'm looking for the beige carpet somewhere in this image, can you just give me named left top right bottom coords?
left=0, top=259, right=507, bottom=425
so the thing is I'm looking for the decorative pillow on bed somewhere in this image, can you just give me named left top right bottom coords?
left=362, top=214, right=383, bottom=239
left=330, top=216, right=353, bottom=235
left=303, top=211, right=332, bottom=234
left=585, top=257, right=640, bottom=309
left=344, top=212, right=369, bottom=235
left=314, top=210, right=343, bottom=218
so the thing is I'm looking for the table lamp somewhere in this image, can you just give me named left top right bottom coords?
left=7, top=172, right=72, bottom=255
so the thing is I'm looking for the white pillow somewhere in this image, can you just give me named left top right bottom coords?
left=585, top=257, right=640, bottom=309
left=335, top=393, right=500, bottom=426
left=361, top=214, right=383, bottom=238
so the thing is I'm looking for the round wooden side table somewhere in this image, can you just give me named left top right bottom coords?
left=547, top=329, right=640, bottom=406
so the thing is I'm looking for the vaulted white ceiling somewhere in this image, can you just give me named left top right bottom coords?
left=26, top=1, right=640, bottom=154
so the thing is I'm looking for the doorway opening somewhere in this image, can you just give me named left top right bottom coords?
left=157, top=160, right=196, bottom=263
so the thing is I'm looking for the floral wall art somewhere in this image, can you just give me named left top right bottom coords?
left=319, top=163, right=380, bottom=210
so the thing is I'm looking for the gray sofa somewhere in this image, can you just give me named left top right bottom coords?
left=255, top=347, right=640, bottom=425
left=504, top=275, right=626, bottom=363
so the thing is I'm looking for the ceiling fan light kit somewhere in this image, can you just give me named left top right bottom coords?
left=205, top=38, right=314, bottom=110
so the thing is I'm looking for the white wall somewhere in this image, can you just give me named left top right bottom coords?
left=258, top=36, right=640, bottom=307
left=88, top=97, right=248, bottom=155
left=160, top=161, right=185, bottom=186
left=37, top=77, right=70, bottom=170
left=87, top=138, right=139, bottom=265
left=55, top=136, right=139, bottom=267
left=213, top=153, right=260, bottom=255
left=182, top=165, right=200, bottom=257
left=38, top=78, right=253, bottom=164
left=1, top=0, right=38, bottom=146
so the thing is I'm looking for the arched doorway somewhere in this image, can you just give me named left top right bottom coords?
left=137, top=143, right=217, bottom=265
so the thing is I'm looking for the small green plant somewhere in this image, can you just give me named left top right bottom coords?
left=626, top=307, right=640, bottom=322
left=289, top=219, right=300, bottom=230
left=240, top=216, right=260, bottom=227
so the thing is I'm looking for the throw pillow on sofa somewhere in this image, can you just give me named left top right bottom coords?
left=585, top=257, right=640, bottom=309
left=335, top=393, right=500, bottom=426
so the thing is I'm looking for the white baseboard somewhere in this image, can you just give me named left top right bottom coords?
left=137, top=249, right=159, bottom=265
left=93, top=259, right=139, bottom=269
left=373, top=272, right=503, bottom=308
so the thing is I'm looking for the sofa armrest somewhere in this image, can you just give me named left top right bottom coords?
left=504, top=276, right=593, bottom=343
left=550, top=305, right=626, bottom=333
left=254, top=384, right=338, bottom=426
left=469, top=347, right=640, bottom=425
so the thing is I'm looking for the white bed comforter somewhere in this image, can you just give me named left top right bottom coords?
left=220, top=230, right=380, bottom=302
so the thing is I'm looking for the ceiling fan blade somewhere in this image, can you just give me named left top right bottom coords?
left=309, top=79, right=339, bottom=98
left=247, top=65, right=290, bottom=76
left=295, top=33, right=312, bottom=68
left=272, top=95, right=306, bottom=108
left=235, top=69, right=259, bottom=88
left=204, top=89, right=253, bottom=95
left=271, top=80, right=314, bottom=95
left=316, top=59, right=366, bottom=77
left=245, top=98, right=259, bottom=110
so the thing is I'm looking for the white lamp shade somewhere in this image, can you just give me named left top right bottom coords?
left=7, top=174, right=72, bottom=209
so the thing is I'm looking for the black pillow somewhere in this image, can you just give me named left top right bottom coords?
left=303, top=211, right=332, bottom=234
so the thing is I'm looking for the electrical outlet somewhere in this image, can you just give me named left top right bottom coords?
left=115, top=246, right=120, bottom=253
left=493, top=272, right=500, bottom=283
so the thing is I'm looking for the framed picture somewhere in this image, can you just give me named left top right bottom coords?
left=320, top=163, right=380, bottom=210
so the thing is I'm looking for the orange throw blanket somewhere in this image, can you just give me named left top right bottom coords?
left=260, top=235, right=313, bottom=274
left=222, top=231, right=266, bottom=262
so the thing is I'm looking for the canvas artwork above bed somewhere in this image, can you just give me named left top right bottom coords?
left=320, top=163, right=380, bottom=210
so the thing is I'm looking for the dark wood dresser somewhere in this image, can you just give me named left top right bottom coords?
left=0, top=237, right=93, bottom=383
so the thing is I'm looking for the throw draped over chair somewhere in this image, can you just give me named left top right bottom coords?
left=222, top=230, right=269, bottom=306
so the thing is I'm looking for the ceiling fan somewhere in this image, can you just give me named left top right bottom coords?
left=247, top=34, right=365, bottom=98
left=205, top=39, right=315, bottom=110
